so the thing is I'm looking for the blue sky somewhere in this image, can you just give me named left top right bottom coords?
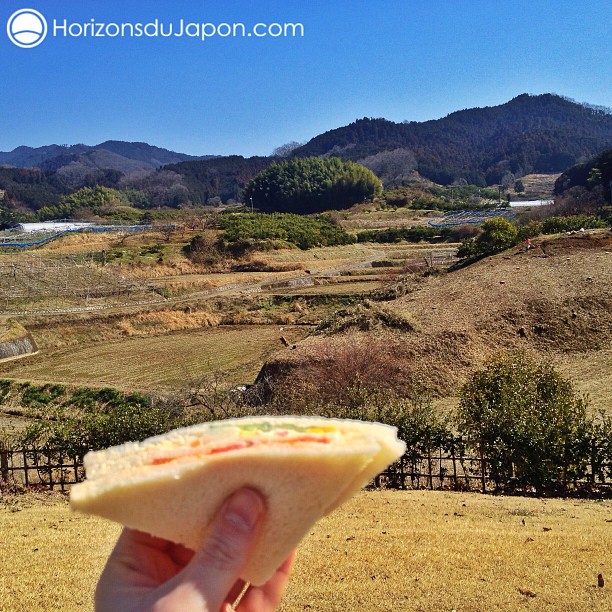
left=0, top=0, right=610, bottom=156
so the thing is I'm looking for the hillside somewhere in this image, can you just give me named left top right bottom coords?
left=164, top=155, right=274, bottom=204
left=293, top=94, right=612, bottom=186
left=555, top=148, right=612, bottom=201
left=157, top=94, right=612, bottom=203
left=255, top=231, right=612, bottom=409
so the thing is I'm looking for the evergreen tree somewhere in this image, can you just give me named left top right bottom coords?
left=244, top=157, right=382, bottom=214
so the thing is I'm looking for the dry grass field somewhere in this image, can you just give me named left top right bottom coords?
left=1, top=490, right=609, bottom=612
left=330, top=204, right=433, bottom=233
left=0, top=325, right=309, bottom=391
left=510, top=173, right=560, bottom=197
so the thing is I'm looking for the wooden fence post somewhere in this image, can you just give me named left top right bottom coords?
left=451, top=442, right=458, bottom=489
left=0, top=444, right=9, bottom=483
left=480, top=447, right=487, bottom=494
left=22, top=449, right=29, bottom=487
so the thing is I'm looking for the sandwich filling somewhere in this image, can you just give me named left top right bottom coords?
left=148, top=421, right=339, bottom=466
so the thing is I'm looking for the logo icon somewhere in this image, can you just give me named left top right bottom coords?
left=7, top=9, right=48, bottom=48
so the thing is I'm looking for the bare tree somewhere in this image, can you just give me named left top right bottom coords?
left=360, top=148, right=417, bottom=187
left=271, top=141, right=303, bottom=157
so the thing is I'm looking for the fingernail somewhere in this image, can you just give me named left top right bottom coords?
left=225, top=489, right=264, bottom=533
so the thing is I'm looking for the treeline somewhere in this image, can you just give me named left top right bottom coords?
left=357, top=225, right=453, bottom=243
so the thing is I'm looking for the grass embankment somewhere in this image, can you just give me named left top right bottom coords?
left=0, top=491, right=609, bottom=612
left=0, top=321, right=29, bottom=343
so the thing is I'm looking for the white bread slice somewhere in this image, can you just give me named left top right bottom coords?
left=70, top=416, right=405, bottom=585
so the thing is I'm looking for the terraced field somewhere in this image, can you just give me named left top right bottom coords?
left=0, top=325, right=310, bottom=391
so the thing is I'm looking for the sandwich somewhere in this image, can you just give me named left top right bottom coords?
left=70, top=415, right=406, bottom=585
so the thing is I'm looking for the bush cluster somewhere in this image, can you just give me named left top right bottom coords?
left=456, top=353, right=606, bottom=491
left=217, top=212, right=355, bottom=250
left=262, top=350, right=610, bottom=493
left=541, top=214, right=608, bottom=234
left=357, top=225, right=452, bottom=244
left=17, top=387, right=181, bottom=458
left=6, top=351, right=610, bottom=495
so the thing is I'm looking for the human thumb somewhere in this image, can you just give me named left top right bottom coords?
left=179, top=488, right=265, bottom=609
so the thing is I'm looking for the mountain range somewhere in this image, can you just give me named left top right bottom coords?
left=1, top=93, right=611, bottom=210
left=0, top=140, right=207, bottom=170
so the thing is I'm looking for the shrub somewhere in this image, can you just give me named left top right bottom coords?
left=184, top=231, right=223, bottom=265
left=18, top=388, right=178, bottom=458
left=0, top=379, right=12, bottom=403
left=473, top=218, right=518, bottom=254
left=456, top=352, right=593, bottom=491
left=20, top=384, right=66, bottom=409
left=541, top=215, right=607, bottom=234
left=218, top=212, right=355, bottom=250
left=449, top=224, right=481, bottom=241
left=516, top=220, right=542, bottom=241
left=457, top=218, right=519, bottom=261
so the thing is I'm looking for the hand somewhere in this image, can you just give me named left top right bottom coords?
left=95, top=488, right=295, bottom=612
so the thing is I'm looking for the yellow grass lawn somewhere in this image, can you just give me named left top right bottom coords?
left=1, top=490, right=609, bottom=611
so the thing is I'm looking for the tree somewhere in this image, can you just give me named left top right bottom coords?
left=244, top=157, right=382, bottom=214
left=458, top=217, right=519, bottom=260
left=360, top=148, right=417, bottom=187
left=271, top=141, right=303, bottom=157
left=457, top=352, right=592, bottom=491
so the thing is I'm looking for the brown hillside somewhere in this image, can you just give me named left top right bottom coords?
left=255, top=231, right=612, bottom=403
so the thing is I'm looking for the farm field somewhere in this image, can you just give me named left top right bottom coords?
left=0, top=325, right=310, bottom=391
left=1, top=490, right=609, bottom=612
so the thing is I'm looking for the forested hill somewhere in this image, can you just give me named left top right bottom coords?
left=554, top=148, right=612, bottom=200
left=292, top=94, right=612, bottom=185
